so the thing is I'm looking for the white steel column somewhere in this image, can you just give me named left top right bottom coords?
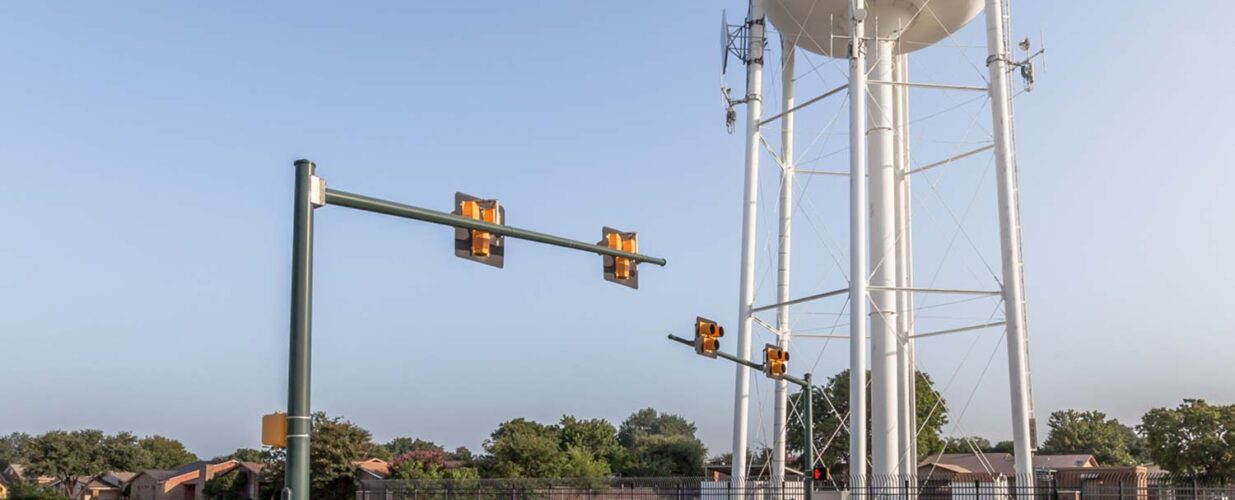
left=772, top=36, right=795, bottom=486
left=731, top=0, right=766, bottom=486
left=983, top=0, right=1036, bottom=481
left=847, top=0, right=869, bottom=483
left=868, top=36, right=900, bottom=480
left=893, top=53, right=918, bottom=474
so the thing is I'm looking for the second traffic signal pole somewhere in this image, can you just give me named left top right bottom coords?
left=666, top=333, right=814, bottom=500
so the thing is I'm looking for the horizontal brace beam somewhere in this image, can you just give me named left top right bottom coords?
left=325, top=189, right=667, bottom=266
left=868, top=286, right=1001, bottom=296
left=905, top=144, right=995, bottom=176
left=666, top=334, right=808, bottom=388
left=758, top=84, right=847, bottom=127
left=911, top=321, right=1006, bottom=340
left=797, top=169, right=849, bottom=177
left=750, top=287, right=849, bottom=313
left=868, top=80, right=989, bottom=92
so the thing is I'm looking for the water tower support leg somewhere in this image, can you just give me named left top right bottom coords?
left=731, top=0, right=766, bottom=487
left=847, top=0, right=870, bottom=485
left=982, top=0, right=1036, bottom=483
left=868, top=35, right=901, bottom=481
left=772, top=35, right=796, bottom=488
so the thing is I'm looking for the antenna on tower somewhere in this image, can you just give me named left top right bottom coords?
left=1013, top=35, right=1047, bottom=92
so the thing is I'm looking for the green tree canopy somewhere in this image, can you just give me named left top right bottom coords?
left=6, top=480, right=69, bottom=500
left=559, top=416, right=619, bottom=463
left=24, top=430, right=109, bottom=498
left=613, top=408, right=706, bottom=477
left=385, top=438, right=443, bottom=457
left=482, top=418, right=567, bottom=478
left=138, top=435, right=198, bottom=469
left=0, top=432, right=32, bottom=469
left=1040, top=409, right=1138, bottom=466
left=215, top=448, right=267, bottom=463
left=787, top=369, right=948, bottom=471
left=1139, top=399, right=1235, bottom=478
left=942, top=436, right=993, bottom=454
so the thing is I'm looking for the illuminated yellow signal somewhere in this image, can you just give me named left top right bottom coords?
left=600, top=227, right=639, bottom=289
left=693, top=316, right=724, bottom=358
left=461, top=200, right=500, bottom=257
left=453, top=193, right=505, bottom=268
left=763, top=344, right=789, bottom=379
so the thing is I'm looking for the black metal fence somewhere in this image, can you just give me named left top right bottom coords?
left=355, top=474, right=1235, bottom=500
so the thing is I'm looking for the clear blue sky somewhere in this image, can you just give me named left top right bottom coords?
left=2, top=1, right=1233, bottom=460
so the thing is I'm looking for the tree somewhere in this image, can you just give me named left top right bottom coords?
left=6, top=480, right=69, bottom=500
left=1040, top=410, right=1137, bottom=466
left=385, top=438, right=442, bottom=457
left=391, top=450, right=448, bottom=480
left=614, top=408, right=706, bottom=477
left=0, top=432, right=31, bottom=469
left=482, top=418, right=566, bottom=478
left=942, top=436, right=993, bottom=454
left=215, top=448, right=267, bottom=463
left=990, top=441, right=1014, bottom=454
left=138, top=435, right=198, bottom=469
left=24, top=430, right=109, bottom=498
left=559, top=416, right=620, bottom=464
left=1139, top=399, right=1235, bottom=478
left=787, top=369, right=948, bottom=471
left=617, top=409, right=697, bottom=448
left=203, top=468, right=249, bottom=500
left=100, top=432, right=150, bottom=472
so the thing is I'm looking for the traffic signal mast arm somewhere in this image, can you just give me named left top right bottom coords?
left=325, top=189, right=667, bottom=267
left=666, top=334, right=808, bottom=388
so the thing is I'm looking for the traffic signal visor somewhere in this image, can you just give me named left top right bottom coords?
left=693, top=316, right=724, bottom=358
left=454, top=193, right=505, bottom=268
left=600, top=227, right=638, bottom=289
left=763, top=344, right=789, bottom=379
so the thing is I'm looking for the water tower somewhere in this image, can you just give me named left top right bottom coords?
left=722, top=0, right=1040, bottom=484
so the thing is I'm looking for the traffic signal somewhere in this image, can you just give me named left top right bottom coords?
left=763, top=344, right=789, bottom=379
left=453, top=192, right=505, bottom=268
left=600, top=227, right=638, bottom=289
left=262, top=412, right=287, bottom=449
left=811, top=466, right=830, bottom=481
left=693, top=316, right=724, bottom=358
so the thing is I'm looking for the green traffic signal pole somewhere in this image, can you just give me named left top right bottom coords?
left=666, top=334, right=814, bottom=500
left=285, top=159, right=667, bottom=500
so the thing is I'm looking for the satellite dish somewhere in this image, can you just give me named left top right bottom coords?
left=720, top=10, right=730, bottom=74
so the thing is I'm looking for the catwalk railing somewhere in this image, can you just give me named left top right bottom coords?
left=355, top=474, right=1235, bottom=500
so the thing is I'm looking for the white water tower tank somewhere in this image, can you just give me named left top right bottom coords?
left=765, top=0, right=983, bottom=57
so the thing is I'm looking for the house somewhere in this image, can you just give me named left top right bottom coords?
left=51, top=472, right=136, bottom=500
left=2, top=464, right=54, bottom=486
left=917, top=453, right=1098, bottom=480
left=704, top=463, right=806, bottom=482
left=353, top=459, right=394, bottom=480
left=128, top=460, right=262, bottom=500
